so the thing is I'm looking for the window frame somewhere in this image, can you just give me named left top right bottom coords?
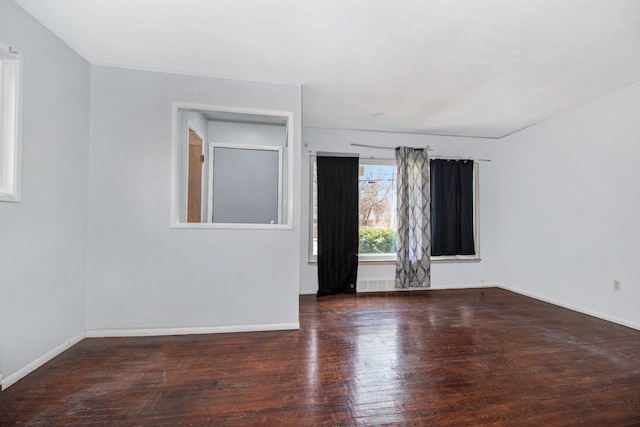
left=0, top=42, right=23, bottom=203
left=170, top=103, right=294, bottom=229
left=356, top=157, right=397, bottom=262
left=434, top=162, right=481, bottom=263
left=308, top=155, right=481, bottom=263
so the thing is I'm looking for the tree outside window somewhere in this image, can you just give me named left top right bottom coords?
left=311, top=158, right=397, bottom=257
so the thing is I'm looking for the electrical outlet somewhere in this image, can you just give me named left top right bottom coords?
left=613, top=279, right=621, bottom=292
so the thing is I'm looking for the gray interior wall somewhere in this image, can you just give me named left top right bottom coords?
left=493, top=82, right=640, bottom=329
left=209, top=120, right=287, bottom=146
left=86, top=66, right=302, bottom=331
left=0, top=1, right=90, bottom=385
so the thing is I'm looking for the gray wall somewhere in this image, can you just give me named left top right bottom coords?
left=0, top=1, right=90, bottom=385
left=86, top=66, right=302, bottom=332
left=494, top=82, right=640, bottom=328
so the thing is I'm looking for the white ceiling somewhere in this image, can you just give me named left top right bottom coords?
left=15, top=0, right=640, bottom=138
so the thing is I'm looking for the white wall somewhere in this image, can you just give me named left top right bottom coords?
left=0, top=1, right=89, bottom=387
left=86, top=66, right=302, bottom=332
left=494, top=83, right=640, bottom=329
left=299, top=127, right=504, bottom=294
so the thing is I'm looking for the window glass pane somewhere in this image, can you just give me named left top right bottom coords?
left=358, top=163, right=396, bottom=254
left=0, top=59, right=4, bottom=163
left=0, top=44, right=22, bottom=202
left=0, top=57, right=7, bottom=193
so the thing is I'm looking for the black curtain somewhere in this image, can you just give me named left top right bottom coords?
left=317, top=155, right=359, bottom=296
left=430, top=159, right=475, bottom=256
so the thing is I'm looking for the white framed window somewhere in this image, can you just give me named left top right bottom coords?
left=310, top=156, right=398, bottom=262
left=356, top=159, right=398, bottom=261
left=309, top=156, right=480, bottom=263
left=0, top=42, right=22, bottom=202
left=171, top=103, right=293, bottom=229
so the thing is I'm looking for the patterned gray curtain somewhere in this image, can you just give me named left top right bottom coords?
left=395, top=147, right=431, bottom=288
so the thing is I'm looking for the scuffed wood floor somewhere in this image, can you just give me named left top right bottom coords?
left=1, top=288, right=640, bottom=425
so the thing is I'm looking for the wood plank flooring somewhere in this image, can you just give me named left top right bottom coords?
left=2, top=288, right=640, bottom=425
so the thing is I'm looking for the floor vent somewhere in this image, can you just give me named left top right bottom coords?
left=357, top=279, right=396, bottom=293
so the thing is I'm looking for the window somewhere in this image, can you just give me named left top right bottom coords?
left=171, top=104, right=293, bottom=229
left=0, top=42, right=22, bottom=202
left=309, top=156, right=479, bottom=262
left=357, top=159, right=397, bottom=260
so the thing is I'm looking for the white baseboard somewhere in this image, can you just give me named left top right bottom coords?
left=300, top=283, right=497, bottom=295
left=427, top=283, right=498, bottom=290
left=86, top=322, right=300, bottom=338
left=2, top=332, right=85, bottom=390
left=499, top=285, right=640, bottom=331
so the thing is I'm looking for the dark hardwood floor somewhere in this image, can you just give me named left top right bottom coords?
left=2, top=288, right=640, bottom=426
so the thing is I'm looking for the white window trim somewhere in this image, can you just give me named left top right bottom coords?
left=308, top=156, right=317, bottom=260
left=0, top=42, right=23, bottom=202
left=308, top=156, right=481, bottom=264
left=170, top=102, right=294, bottom=229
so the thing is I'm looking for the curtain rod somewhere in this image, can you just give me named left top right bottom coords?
left=350, top=142, right=433, bottom=151
left=348, top=143, right=491, bottom=162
